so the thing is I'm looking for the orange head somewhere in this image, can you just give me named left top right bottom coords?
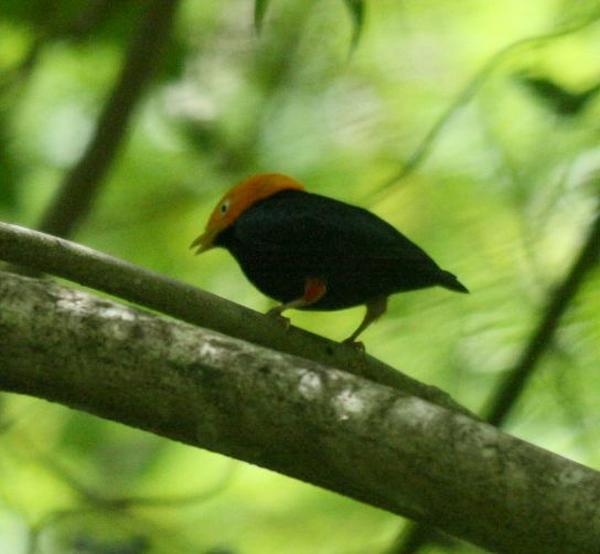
left=191, top=173, right=305, bottom=253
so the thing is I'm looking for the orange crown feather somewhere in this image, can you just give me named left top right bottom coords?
left=191, top=173, right=304, bottom=253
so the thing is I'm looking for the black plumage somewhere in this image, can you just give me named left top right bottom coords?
left=215, top=189, right=467, bottom=310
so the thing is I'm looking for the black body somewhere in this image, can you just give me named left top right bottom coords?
left=215, top=190, right=467, bottom=310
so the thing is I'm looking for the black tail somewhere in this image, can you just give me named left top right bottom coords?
left=439, top=270, right=469, bottom=293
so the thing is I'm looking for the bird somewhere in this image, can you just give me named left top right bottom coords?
left=191, top=173, right=468, bottom=343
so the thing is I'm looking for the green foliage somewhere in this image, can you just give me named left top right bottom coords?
left=255, top=0, right=365, bottom=53
left=1, top=0, right=599, bottom=553
left=514, top=72, right=600, bottom=117
left=254, top=0, right=271, bottom=33
left=0, top=114, right=20, bottom=212
left=343, top=0, right=365, bottom=52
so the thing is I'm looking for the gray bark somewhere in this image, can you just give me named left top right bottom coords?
left=0, top=221, right=471, bottom=417
left=1, top=271, right=599, bottom=553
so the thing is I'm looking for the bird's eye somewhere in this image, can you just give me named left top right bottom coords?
left=219, top=199, right=230, bottom=215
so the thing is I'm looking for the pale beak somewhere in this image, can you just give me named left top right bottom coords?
left=190, top=230, right=216, bottom=255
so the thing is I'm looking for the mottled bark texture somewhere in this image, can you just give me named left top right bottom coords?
left=1, top=271, right=599, bottom=553
left=0, top=221, right=470, bottom=417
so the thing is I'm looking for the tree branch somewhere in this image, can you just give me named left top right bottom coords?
left=389, top=199, right=600, bottom=553
left=0, top=221, right=470, bottom=417
left=1, top=271, right=599, bottom=553
left=484, top=207, right=600, bottom=424
left=37, top=0, right=181, bottom=238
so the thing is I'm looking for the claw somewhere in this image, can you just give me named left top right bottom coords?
left=265, top=277, right=327, bottom=332
left=342, top=338, right=366, bottom=352
left=266, top=308, right=291, bottom=330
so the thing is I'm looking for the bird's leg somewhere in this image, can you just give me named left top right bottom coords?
left=343, top=296, right=388, bottom=345
left=267, top=278, right=327, bottom=324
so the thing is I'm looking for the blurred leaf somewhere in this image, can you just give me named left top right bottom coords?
left=57, top=412, right=168, bottom=491
left=158, top=36, right=187, bottom=81
left=58, top=412, right=111, bottom=456
left=0, top=160, right=19, bottom=211
left=204, top=548, right=237, bottom=554
left=514, top=73, right=600, bottom=117
left=343, top=0, right=365, bottom=52
left=70, top=533, right=150, bottom=554
left=254, top=0, right=271, bottom=33
left=1, top=0, right=60, bottom=26
left=0, top=114, right=20, bottom=212
left=35, top=509, right=202, bottom=554
left=2, top=0, right=144, bottom=48
left=555, top=0, right=600, bottom=28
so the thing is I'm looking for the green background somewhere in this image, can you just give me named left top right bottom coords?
left=1, top=1, right=599, bottom=552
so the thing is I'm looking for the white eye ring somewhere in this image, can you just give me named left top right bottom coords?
left=220, top=199, right=230, bottom=215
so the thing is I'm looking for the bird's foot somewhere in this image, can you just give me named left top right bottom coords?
left=266, top=307, right=291, bottom=330
left=342, top=338, right=366, bottom=352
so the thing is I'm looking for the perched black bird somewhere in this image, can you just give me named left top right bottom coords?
left=192, top=173, right=468, bottom=342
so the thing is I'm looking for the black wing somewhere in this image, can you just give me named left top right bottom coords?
left=233, top=190, right=438, bottom=268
